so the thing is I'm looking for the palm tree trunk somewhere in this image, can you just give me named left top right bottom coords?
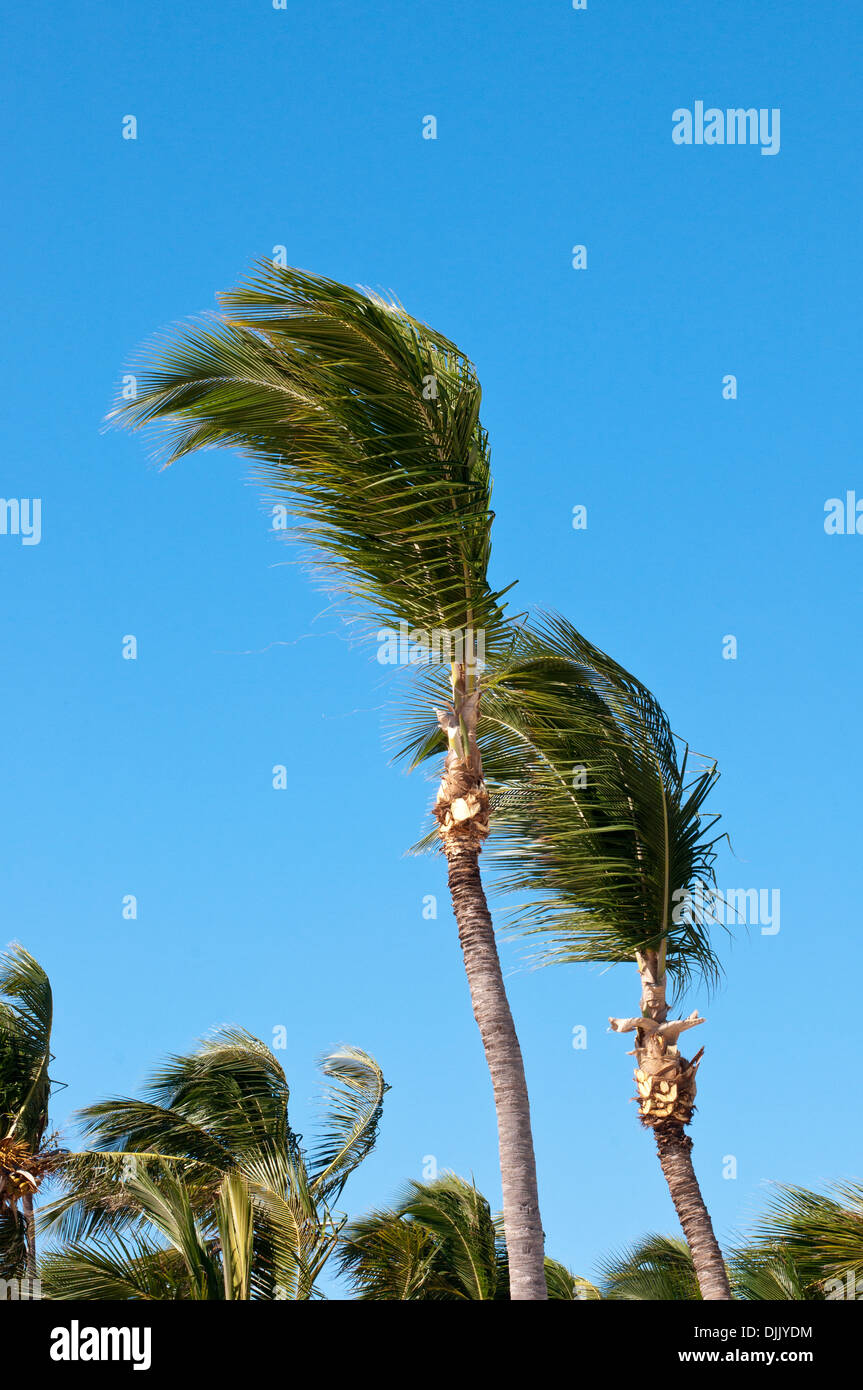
left=434, top=661, right=546, bottom=1300
left=22, top=1193, right=37, bottom=1282
left=654, top=1123, right=731, bottom=1300
left=445, top=838, right=547, bottom=1299
left=610, top=947, right=731, bottom=1301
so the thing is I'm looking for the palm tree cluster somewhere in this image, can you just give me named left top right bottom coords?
left=2, top=264, right=850, bottom=1300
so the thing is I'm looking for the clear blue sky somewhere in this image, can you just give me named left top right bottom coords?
left=3, top=1, right=861, bottom=1291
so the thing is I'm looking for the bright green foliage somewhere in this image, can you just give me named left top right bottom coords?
left=338, top=1172, right=588, bottom=1300
left=41, top=1031, right=387, bottom=1300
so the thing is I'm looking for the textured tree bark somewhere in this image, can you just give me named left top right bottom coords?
left=610, top=947, right=731, bottom=1301
left=446, top=838, right=548, bottom=1300
left=22, top=1193, right=37, bottom=1280
left=654, top=1125, right=732, bottom=1300
left=434, top=663, right=546, bottom=1299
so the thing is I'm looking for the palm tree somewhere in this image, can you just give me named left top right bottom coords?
left=410, top=613, right=734, bottom=1298
left=110, top=262, right=546, bottom=1297
left=42, top=1029, right=386, bottom=1299
left=0, top=944, right=56, bottom=1288
left=338, top=1172, right=590, bottom=1300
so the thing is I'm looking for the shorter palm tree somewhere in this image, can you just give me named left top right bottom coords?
left=0, top=944, right=56, bottom=1286
left=338, top=1172, right=591, bottom=1300
left=42, top=1030, right=387, bottom=1300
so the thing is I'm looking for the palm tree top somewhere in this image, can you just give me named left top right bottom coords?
left=108, top=261, right=515, bottom=649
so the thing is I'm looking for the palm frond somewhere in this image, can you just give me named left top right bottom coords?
left=109, top=262, right=513, bottom=653
left=0, top=944, right=53, bottom=1146
left=468, top=614, right=724, bottom=990
left=599, top=1233, right=702, bottom=1301
left=749, top=1182, right=863, bottom=1286
left=309, top=1047, right=388, bottom=1203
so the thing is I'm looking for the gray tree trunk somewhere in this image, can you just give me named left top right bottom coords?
left=446, top=839, right=548, bottom=1300
left=655, top=1125, right=732, bottom=1300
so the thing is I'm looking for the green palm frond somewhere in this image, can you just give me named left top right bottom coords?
left=40, top=1230, right=194, bottom=1301
left=339, top=1172, right=592, bottom=1301
left=728, top=1244, right=821, bottom=1301
left=40, top=1168, right=224, bottom=1302
left=109, top=262, right=513, bottom=652
left=339, top=1173, right=501, bottom=1301
left=542, top=1258, right=601, bottom=1300
left=402, top=1175, right=500, bottom=1300
left=337, top=1205, right=441, bottom=1300
left=600, top=1233, right=703, bottom=1301
left=310, top=1047, right=388, bottom=1203
left=749, top=1182, right=863, bottom=1287
left=43, top=1029, right=386, bottom=1299
left=395, top=614, right=723, bottom=990
left=0, top=944, right=53, bottom=1146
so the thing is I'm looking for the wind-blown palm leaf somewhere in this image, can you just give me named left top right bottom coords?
left=749, top=1182, right=863, bottom=1288
left=338, top=1207, right=440, bottom=1300
left=399, top=614, right=725, bottom=991
left=42, top=1029, right=386, bottom=1299
left=600, top=1234, right=702, bottom=1301
left=40, top=1168, right=225, bottom=1301
left=40, top=1230, right=195, bottom=1301
left=309, top=1047, right=388, bottom=1202
left=0, top=944, right=53, bottom=1146
left=727, top=1244, right=820, bottom=1301
left=109, top=262, right=513, bottom=652
left=339, top=1173, right=587, bottom=1301
left=339, top=1174, right=502, bottom=1301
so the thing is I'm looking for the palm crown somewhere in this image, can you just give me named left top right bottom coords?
left=42, top=1029, right=387, bottom=1300
left=110, top=262, right=512, bottom=652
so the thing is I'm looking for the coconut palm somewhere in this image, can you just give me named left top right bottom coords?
left=41, top=1029, right=386, bottom=1300
left=400, top=614, right=732, bottom=1297
left=0, top=944, right=56, bottom=1287
left=110, top=262, right=546, bottom=1297
left=338, top=1172, right=591, bottom=1300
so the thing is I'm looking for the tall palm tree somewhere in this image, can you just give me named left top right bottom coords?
left=110, top=262, right=546, bottom=1297
left=0, top=944, right=56, bottom=1287
left=338, top=1172, right=589, bottom=1300
left=42, top=1029, right=386, bottom=1300
left=402, top=614, right=733, bottom=1297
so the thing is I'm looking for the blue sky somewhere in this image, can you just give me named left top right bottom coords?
left=3, top=0, right=861, bottom=1290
